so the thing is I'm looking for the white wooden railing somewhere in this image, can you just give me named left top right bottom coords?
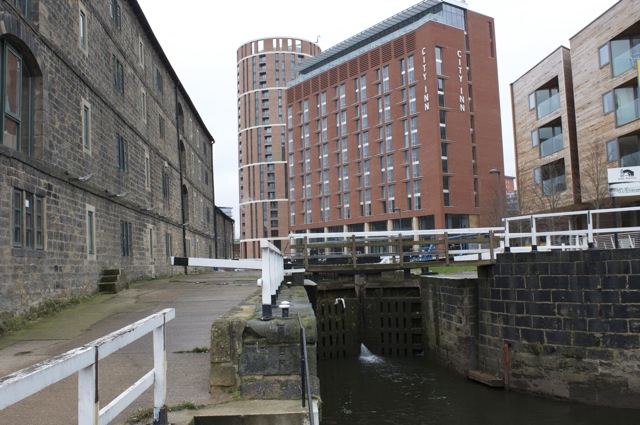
left=0, top=308, right=175, bottom=425
left=504, top=206, right=640, bottom=251
left=171, top=239, right=304, bottom=320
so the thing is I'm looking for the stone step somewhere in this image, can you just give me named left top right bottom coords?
left=98, top=282, right=118, bottom=294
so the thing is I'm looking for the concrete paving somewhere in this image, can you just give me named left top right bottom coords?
left=0, top=269, right=273, bottom=425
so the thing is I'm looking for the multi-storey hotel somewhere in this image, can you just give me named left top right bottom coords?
left=0, top=1, right=230, bottom=318
left=237, top=38, right=321, bottom=258
left=512, top=0, right=640, bottom=215
left=286, top=0, right=504, bottom=236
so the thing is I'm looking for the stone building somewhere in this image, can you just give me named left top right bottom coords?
left=0, top=0, right=224, bottom=318
left=511, top=0, right=640, bottom=215
left=286, top=0, right=504, bottom=235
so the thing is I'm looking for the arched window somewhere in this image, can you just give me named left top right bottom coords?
left=1, top=38, right=34, bottom=156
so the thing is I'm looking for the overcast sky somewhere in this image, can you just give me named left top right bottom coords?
left=137, top=0, right=620, bottom=230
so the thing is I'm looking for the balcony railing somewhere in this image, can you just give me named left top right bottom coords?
left=536, top=92, right=561, bottom=119
left=539, top=133, right=564, bottom=157
left=611, top=42, right=640, bottom=77
left=616, top=97, right=640, bottom=126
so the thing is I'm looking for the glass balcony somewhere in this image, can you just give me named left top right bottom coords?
left=540, top=133, right=564, bottom=157
left=615, top=96, right=640, bottom=126
left=536, top=92, right=560, bottom=119
left=542, top=174, right=566, bottom=196
left=621, top=151, right=640, bottom=167
left=611, top=39, right=640, bottom=77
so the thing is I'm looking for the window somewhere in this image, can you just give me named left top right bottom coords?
left=618, top=134, right=640, bottom=166
left=614, top=85, right=640, bottom=126
left=13, top=188, right=44, bottom=250
left=435, top=46, right=443, bottom=75
left=165, top=232, right=172, bottom=257
left=162, top=170, right=169, bottom=200
left=141, top=89, right=147, bottom=121
left=533, top=84, right=560, bottom=119
left=81, top=100, right=91, bottom=152
left=120, top=221, right=132, bottom=257
left=112, top=54, right=124, bottom=93
left=1, top=42, right=34, bottom=156
left=79, top=6, right=88, bottom=52
left=116, top=134, right=128, bottom=171
left=87, top=205, right=95, bottom=259
left=110, top=0, right=121, bottom=31
left=607, top=139, right=619, bottom=162
left=138, top=37, right=145, bottom=68
left=528, top=93, right=536, bottom=110
left=538, top=122, right=563, bottom=157
left=145, top=149, right=151, bottom=190
left=599, top=44, right=610, bottom=68
left=156, top=68, right=164, bottom=95
left=158, top=115, right=165, bottom=139
left=439, top=110, right=447, bottom=140
left=382, top=65, right=389, bottom=92
left=540, top=159, right=566, bottom=196
left=148, top=226, right=153, bottom=258
left=610, top=36, right=640, bottom=77
left=11, top=0, right=29, bottom=16
left=438, top=78, right=445, bottom=107
left=602, top=91, right=614, bottom=114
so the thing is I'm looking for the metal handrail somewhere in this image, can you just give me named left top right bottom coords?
left=298, top=312, right=315, bottom=425
left=0, top=308, right=175, bottom=425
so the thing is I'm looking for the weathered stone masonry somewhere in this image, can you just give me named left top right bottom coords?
left=0, top=1, right=231, bottom=321
left=422, top=249, right=640, bottom=408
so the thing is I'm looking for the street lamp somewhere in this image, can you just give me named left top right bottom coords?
left=393, top=208, right=403, bottom=231
left=489, top=169, right=504, bottom=225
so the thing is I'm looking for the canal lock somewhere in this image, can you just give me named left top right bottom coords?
left=312, top=276, right=425, bottom=360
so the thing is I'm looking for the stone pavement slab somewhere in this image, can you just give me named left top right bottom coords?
left=0, top=270, right=262, bottom=425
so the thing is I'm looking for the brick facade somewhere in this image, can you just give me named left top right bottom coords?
left=287, top=2, right=504, bottom=234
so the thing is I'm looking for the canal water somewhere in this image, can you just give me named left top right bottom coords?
left=318, top=345, right=639, bottom=425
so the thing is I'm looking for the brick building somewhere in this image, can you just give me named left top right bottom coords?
left=511, top=0, right=640, bottom=215
left=236, top=38, right=321, bottom=258
left=286, top=0, right=504, bottom=235
left=0, top=0, right=226, bottom=317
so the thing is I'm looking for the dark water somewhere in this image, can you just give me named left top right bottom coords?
left=318, top=346, right=640, bottom=425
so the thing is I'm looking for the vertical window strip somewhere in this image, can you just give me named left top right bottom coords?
left=13, top=189, right=22, bottom=247
left=87, top=209, right=95, bottom=256
left=79, top=9, right=87, bottom=50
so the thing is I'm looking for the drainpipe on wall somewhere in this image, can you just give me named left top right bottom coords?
left=175, top=85, right=187, bottom=274
left=211, top=145, right=218, bottom=259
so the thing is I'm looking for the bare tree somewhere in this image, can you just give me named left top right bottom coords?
left=579, top=138, right=611, bottom=211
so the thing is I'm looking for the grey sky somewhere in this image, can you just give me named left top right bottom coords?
left=137, top=0, right=620, bottom=231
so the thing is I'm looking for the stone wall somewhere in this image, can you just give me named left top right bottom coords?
left=0, top=1, right=223, bottom=320
left=420, top=249, right=640, bottom=408
left=210, top=286, right=319, bottom=402
left=477, top=249, right=640, bottom=408
left=420, top=276, right=477, bottom=374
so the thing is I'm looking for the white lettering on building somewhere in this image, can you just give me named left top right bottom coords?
left=457, top=50, right=466, bottom=112
left=422, top=47, right=429, bottom=111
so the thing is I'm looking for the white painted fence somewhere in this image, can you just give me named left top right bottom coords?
left=0, top=308, right=175, bottom=425
left=171, top=239, right=304, bottom=320
left=504, top=205, right=640, bottom=251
